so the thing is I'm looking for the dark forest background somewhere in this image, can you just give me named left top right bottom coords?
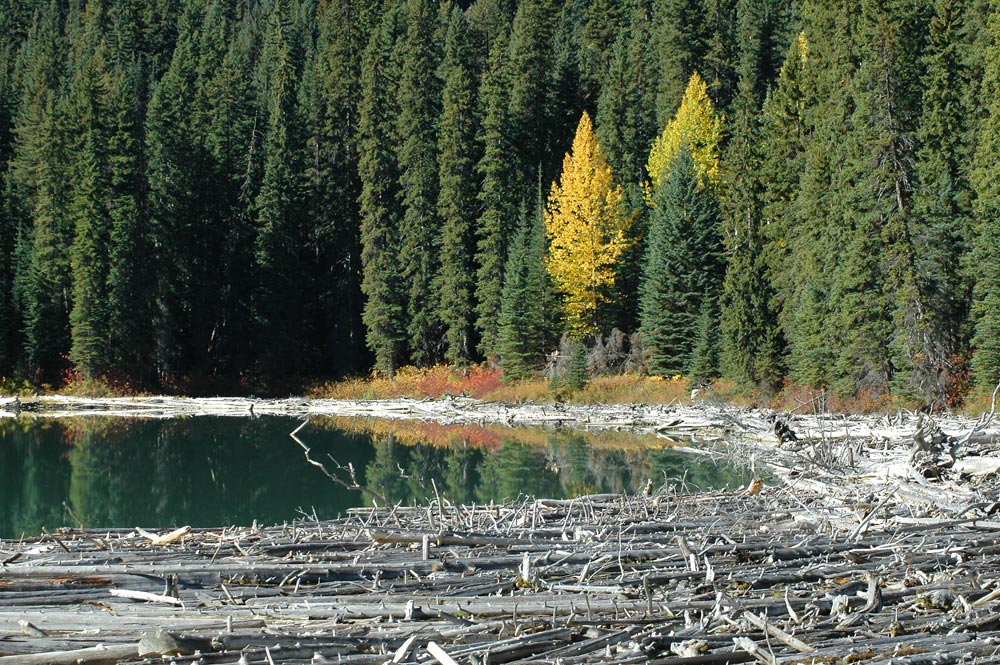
left=0, top=0, right=998, bottom=404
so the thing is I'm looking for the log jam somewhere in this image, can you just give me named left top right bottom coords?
left=4, top=477, right=1000, bottom=664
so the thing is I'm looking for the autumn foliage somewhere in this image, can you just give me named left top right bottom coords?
left=544, top=112, right=630, bottom=336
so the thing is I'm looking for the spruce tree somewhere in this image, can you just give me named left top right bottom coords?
left=253, top=1, right=307, bottom=382
left=719, top=75, right=783, bottom=391
left=911, top=0, right=973, bottom=399
left=639, top=146, right=723, bottom=377
left=358, top=7, right=406, bottom=379
left=777, top=3, right=854, bottom=389
left=506, top=0, right=560, bottom=198
left=436, top=5, right=479, bottom=367
left=11, top=1, right=72, bottom=381
left=473, top=33, right=517, bottom=360
left=651, top=0, right=709, bottom=124
left=497, top=202, right=551, bottom=381
left=300, top=0, right=376, bottom=376
left=397, top=0, right=444, bottom=366
left=105, top=64, right=153, bottom=383
left=834, top=0, right=925, bottom=396
left=970, top=0, right=1000, bottom=389
left=144, top=1, right=206, bottom=380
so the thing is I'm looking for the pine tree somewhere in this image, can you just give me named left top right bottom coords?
left=397, top=0, right=443, bottom=366
left=436, top=5, right=479, bottom=367
left=640, top=146, right=723, bottom=376
left=544, top=112, right=630, bottom=337
left=358, top=7, right=406, bottom=379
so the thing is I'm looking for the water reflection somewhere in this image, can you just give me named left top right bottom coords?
left=0, top=416, right=750, bottom=538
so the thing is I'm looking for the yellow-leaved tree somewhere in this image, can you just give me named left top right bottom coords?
left=646, top=71, right=723, bottom=194
left=545, top=111, right=629, bottom=336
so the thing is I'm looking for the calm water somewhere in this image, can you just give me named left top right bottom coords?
left=0, top=416, right=749, bottom=539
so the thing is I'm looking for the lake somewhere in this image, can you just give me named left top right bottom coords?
left=0, top=415, right=750, bottom=539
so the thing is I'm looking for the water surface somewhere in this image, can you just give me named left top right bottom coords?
left=0, top=416, right=749, bottom=539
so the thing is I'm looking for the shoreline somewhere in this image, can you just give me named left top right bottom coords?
left=3, top=397, right=1000, bottom=662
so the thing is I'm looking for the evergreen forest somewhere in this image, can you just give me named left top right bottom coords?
left=1, top=0, right=998, bottom=405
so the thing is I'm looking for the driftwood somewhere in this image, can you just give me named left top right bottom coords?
left=4, top=480, right=1000, bottom=664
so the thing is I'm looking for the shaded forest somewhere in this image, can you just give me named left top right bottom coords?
left=0, top=0, right=998, bottom=404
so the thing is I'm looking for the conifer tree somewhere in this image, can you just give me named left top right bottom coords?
left=436, top=5, right=479, bottom=367
left=11, top=1, right=72, bottom=380
left=835, top=0, right=925, bottom=396
left=66, top=1, right=115, bottom=378
left=911, top=0, right=973, bottom=399
left=646, top=71, right=723, bottom=195
left=777, top=3, right=854, bottom=389
left=652, top=0, right=709, bottom=124
left=397, top=0, right=444, bottom=366
left=254, top=1, right=307, bottom=381
left=971, top=0, right=1000, bottom=389
left=144, top=1, right=206, bottom=380
left=300, top=0, right=376, bottom=376
left=544, top=112, right=629, bottom=337
left=506, top=0, right=560, bottom=197
left=497, top=206, right=547, bottom=381
left=720, top=74, right=783, bottom=391
left=105, top=64, right=153, bottom=383
left=358, top=7, right=406, bottom=378
left=640, top=146, right=723, bottom=376
left=474, top=33, right=517, bottom=360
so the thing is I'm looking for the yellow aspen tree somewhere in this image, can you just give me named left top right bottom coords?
left=545, top=111, right=629, bottom=336
left=646, top=71, right=724, bottom=194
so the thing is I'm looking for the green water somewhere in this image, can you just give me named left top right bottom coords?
left=0, top=416, right=749, bottom=539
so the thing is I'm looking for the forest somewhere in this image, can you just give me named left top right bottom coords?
left=0, top=0, right=997, bottom=405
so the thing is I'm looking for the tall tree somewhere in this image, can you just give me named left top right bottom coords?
left=910, top=0, right=974, bottom=400
left=506, top=0, right=560, bottom=198
left=497, top=203, right=549, bottom=381
left=11, top=1, right=71, bottom=381
left=834, top=0, right=926, bottom=396
left=436, top=4, right=479, bottom=367
left=545, top=112, right=629, bottom=337
left=300, top=0, right=376, bottom=376
left=144, top=1, right=208, bottom=381
left=719, top=65, right=783, bottom=391
left=971, top=0, right=1000, bottom=389
left=640, top=146, right=723, bottom=377
left=253, top=1, right=308, bottom=382
left=652, top=0, right=709, bottom=123
left=473, top=32, right=516, bottom=360
left=66, top=2, right=114, bottom=377
left=397, top=0, right=444, bottom=366
left=358, top=6, right=406, bottom=378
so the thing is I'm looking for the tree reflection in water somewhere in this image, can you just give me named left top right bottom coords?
left=1, top=416, right=750, bottom=538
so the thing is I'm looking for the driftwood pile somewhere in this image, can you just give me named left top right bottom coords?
left=5, top=479, right=1000, bottom=664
